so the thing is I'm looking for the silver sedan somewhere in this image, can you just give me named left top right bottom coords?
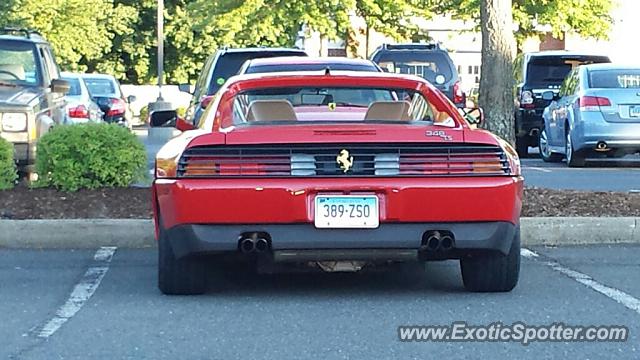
left=540, top=64, right=640, bottom=167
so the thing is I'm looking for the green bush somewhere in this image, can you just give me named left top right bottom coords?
left=35, top=123, right=147, bottom=191
left=0, top=137, right=17, bottom=190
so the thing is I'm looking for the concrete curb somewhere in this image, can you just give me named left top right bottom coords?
left=0, top=217, right=638, bottom=249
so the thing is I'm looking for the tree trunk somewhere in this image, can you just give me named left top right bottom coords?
left=479, top=0, right=516, bottom=144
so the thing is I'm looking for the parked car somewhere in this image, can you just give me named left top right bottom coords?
left=540, top=64, right=640, bottom=167
left=238, top=57, right=381, bottom=74
left=0, top=28, right=69, bottom=174
left=370, top=43, right=466, bottom=108
left=150, top=71, right=522, bottom=295
left=513, top=51, right=610, bottom=157
left=82, top=74, right=135, bottom=128
left=61, top=72, right=103, bottom=124
left=180, top=47, right=308, bottom=127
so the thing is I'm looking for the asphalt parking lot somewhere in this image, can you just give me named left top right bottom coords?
left=1, top=245, right=638, bottom=359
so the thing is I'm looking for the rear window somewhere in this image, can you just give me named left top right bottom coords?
left=589, top=69, right=640, bottom=88
left=246, top=63, right=379, bottom=74
left=63, top=77, right=81, bottom=96
left=373, top=51, right=454, bottom=84
left=526, top=56, right=609, bottom=86
left=231, top=86, right=455, bottom=126
left=84, top=78, right=118, bottom=96
left=208, top=51, right=306, bottom=94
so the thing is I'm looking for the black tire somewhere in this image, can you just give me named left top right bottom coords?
left=158, top=228, right=206, bottom=295
left=538, top=128, right=563, bottom=162
left=565, top=129, right=585, bottom=167
left=460, top=227, right=521, bottom=292
left=515, top=137, right=529, bottom=158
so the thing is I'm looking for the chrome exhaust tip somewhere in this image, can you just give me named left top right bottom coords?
left=596, top=141, right=610, bottom=152
left=239, top=238, right=256, bottom=253
left=255, top=238, right=270, bottom=253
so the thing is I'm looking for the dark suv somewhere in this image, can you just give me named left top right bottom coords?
left=370, top=43, right=465, bottom=107
left=513, top=51, right=610, bottom=156
left=181, top=47, right=308, bottom=126
left=0, top=28, right=69, bottom=174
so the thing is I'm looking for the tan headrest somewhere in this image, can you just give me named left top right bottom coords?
left=246, top=100, right=298, bottom=122
left=364, top=101, right=411, bottom=121
left=0, top=64, right=26, bottom=80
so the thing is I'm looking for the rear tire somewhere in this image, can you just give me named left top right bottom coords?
left=158, top=228, right=206, bottom=295
left=539, top=128, right=563, bottom=162
left=460, top=227, right=520, bottom=292
left=565, top=129, right=585, bottom=167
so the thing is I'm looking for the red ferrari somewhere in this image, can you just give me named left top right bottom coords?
left=151, top=71, right=523, bottom=295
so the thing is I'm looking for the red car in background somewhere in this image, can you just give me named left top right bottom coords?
left=151, top=71, right=523, bottom=295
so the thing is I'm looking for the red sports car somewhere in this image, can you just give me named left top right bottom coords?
left=151, top=71, right=523, bottom=295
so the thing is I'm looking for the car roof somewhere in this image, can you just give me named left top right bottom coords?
left=80, top=73, right=118, bottom=81
left=221, top=47, right=307, bottom=54
left=247, top=56, right=374, bottom=66
left=61, top=72, right=84, bottom=79
left=580, top=63, right=640, bottom=71
left=0, top=34, right=47, bottom=44
left=224, top=70, right=429, bottom=90
left=526, top=50, right=609, bottom=58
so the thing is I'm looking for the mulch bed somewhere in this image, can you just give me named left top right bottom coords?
left=0, top=186, right=639, bottom=220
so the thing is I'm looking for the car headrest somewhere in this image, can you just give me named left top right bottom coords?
left=246, top=100, right=298, bottom=122
left=364, top=101, right=411, bottom=121
left=0, top=64, right=26, bottom=80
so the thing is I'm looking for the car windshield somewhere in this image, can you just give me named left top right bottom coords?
left=246, top=63, right=378, bottom=74
left=208, top=51, right=307, bottom=94
left=232, top=86, right=455, bottom=126
left=589, top=69, right=640, bottom=88
left=375, top=52, right=454, bottom=84
left=63, top=77, right=82, bottom=96
left=83, top=77, right=118, bottom=97
left=0, top=40, right=40, bottom=86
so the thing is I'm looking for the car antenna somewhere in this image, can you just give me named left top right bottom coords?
left=325, top=66, right=331, bottom=76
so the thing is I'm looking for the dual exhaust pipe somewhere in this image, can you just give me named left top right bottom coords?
left=421, top=230, right=455, bottom=252
left=239, top=234, right=270, bottom=254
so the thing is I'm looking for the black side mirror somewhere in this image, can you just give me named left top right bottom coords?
left=51, top=79, right=70, bottom=94
left=150, top=109, right=178, bottom=128
left=179, top=83, right=193, bottom=94
left=542, top=91, right=555, bottom=101
left=127, top=95, right=137, bottom=103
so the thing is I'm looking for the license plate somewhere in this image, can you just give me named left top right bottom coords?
left=630, top=106, right=640, bottom=117
left=314, top=195, right=379, bottom=229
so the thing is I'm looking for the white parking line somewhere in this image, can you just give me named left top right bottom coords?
left=522, top=248, right=640, bottom=315
left=524, top=166, right=552, bottom=173
left=35, top=247, right=117, bottom=338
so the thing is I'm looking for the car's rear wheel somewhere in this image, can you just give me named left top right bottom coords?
left=158, top=227, right=206, bottom=295
left=460, top=227, right=520, bottom=292
left=565, top=129, right=585, bottom=167
left=539, top=128, right=563, bottom=162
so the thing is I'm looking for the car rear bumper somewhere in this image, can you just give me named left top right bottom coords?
left=12, top=142, right=35, bottom=164
left=164, top=221, right=518, bottom=259
left=516, top=109, right=543, bottom=138
left=154, top=177, right=523, bottom=256
left=573, top=113, right=640, bottom=152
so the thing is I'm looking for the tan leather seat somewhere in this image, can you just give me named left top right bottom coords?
left=0, top=64, right=26, bottom=80
left=364, top=101, right=411, bottom=121
left=246, top=100, right=298, bottom=122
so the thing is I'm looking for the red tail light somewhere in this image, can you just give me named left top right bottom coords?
left=68, top=105, right=89, bottom=118
left=579, top=96, right=611, bottom=111
left=107, top=98, right=126, bottom=116
left=200, top=95, right=215, bottom=109
left=453, top=81, right=465, bottom=104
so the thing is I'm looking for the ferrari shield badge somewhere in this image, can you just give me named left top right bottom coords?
left=336, top=149, right=354, bottom=173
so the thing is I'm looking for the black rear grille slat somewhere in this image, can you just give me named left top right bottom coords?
left=177, top=143, right=511, bottom=178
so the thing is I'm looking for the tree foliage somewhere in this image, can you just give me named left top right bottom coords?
left=0, top=0, right=615, bottom=83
